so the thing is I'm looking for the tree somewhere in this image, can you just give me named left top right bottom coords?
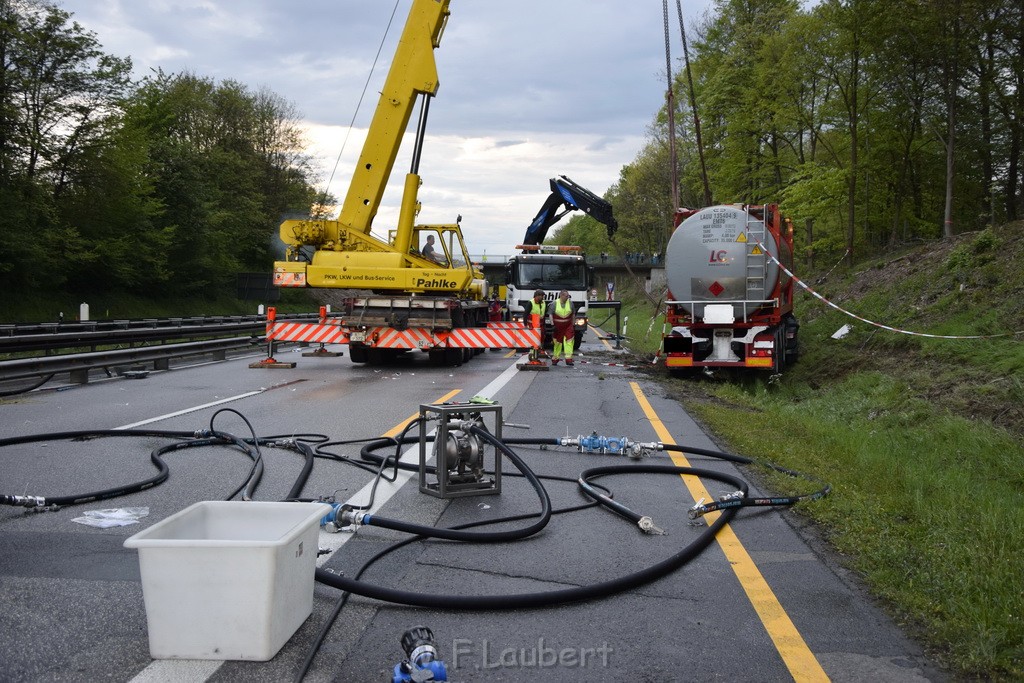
left=0, top=0, right=132, bottom=292
left=122, top=71, right=318, bottom=297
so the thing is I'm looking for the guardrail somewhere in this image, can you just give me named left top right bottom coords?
left=0, top=337, right=258, bottom=385
left=0, top=314, right=321, bottom=354
left=0, top=314, right=309, bottom=388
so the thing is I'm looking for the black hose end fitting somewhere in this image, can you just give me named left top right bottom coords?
left=2, top=494, right=47, bottom=508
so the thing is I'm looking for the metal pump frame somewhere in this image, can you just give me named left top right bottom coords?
left=418, top=402, right=502, bottom=498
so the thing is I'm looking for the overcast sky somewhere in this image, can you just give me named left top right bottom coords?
left=56, top=0, right=716, bottom=257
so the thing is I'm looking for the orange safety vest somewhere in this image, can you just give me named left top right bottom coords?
left=528, top=299, right=546, bottom=328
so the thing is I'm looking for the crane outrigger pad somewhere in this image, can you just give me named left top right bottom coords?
left=248, top=357, right=297, bottom=369
left=516, top=348, right=549, bottom=371
left=302, top=345, right=343, bottom=357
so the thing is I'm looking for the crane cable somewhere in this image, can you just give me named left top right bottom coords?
left=315, top=0, right=404, bottom=214
left=662, top=0, right=679, bottom=212
left=675, top=0, right=713, bottom=207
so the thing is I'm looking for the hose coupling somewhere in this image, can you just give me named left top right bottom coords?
left=2, top=494, right=47, bottom=509
left=626, top=441, right=660, bottom=459
left=340, top=505, right=367, bottom=529
left=688, top=497, right=709, bottom=519
left=321, top=503, right=363, bottom=533
left=638, top=516, right=666, bottom=535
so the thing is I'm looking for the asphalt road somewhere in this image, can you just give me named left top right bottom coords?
left=0, top=334, right=945, bottom=682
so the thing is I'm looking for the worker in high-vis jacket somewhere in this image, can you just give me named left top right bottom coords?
left=522, top=289, right=548, bottom=364
left=526, top=289, right=547, bottom=329
left=550, top=289, right=576, bottom=366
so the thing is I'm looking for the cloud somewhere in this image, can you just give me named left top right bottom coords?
left=58, top=0, right=712, bottom=254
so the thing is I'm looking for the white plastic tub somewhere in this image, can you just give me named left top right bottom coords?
left=124, top=500, right=330, bottom=660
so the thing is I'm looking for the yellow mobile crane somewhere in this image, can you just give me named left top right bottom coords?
left=269, top=0, right=536, bottom=364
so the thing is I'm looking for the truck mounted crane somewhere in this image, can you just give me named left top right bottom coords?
left=268, top=0, right=538, bottom=364
left=505, top=176, right=617, bottom=349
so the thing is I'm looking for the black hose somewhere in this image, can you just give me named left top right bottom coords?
left=314, top=435, right=400, bottom=477
left=282, top=439, right=317, bottom=502
left=576, top=468, right=647, bottom=525
left=314, top=464, right=746, bottom=610
left=298, top=491, right=604, bottom=682
left=210, top=409, right=264, bottom=501
left=660, top=443, right=831, bottom=516
left=351, top=425, right=553, bottom=543
left=503, top=436, right=562, bottom=446
left=0, top=373, right=54, bottom=397
left=578, top=463, right=750, bottom=526
left=0, top=429, right=194, bottom=508
left=366, top=419, right=419, bottom=505
left=0, top=426, right=284, bottom=509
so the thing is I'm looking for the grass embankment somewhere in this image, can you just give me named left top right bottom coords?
left=619, top=225, right=1024, bottom=679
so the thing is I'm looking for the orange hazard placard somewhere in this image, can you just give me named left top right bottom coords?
left=272, top=272, right=306, bottom=287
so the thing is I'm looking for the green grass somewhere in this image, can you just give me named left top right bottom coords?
left=636, top=224, right=1024, bottom=678
left=687, top=376, right=1024, bottom=677
left=615, top=280, right=665, bottom=356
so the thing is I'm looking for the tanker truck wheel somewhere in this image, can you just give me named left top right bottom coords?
left=784, top=314, right=800, bottom=365
left=772, top=326, right=786, bottom=374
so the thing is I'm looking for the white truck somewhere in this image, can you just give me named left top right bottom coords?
left=504, top=177, right=617, bottom=348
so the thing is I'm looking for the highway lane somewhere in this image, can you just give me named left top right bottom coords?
left=0, top=339, right=944, bottom=682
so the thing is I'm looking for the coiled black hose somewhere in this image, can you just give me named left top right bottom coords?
left=350, top=426, right=552, bottom=543
left=0, top=429, right=192, bottom=508
left=314, top=464, right=747, bottom=610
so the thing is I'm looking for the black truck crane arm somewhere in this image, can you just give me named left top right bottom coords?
left=522, top=176, right=618, bottom=246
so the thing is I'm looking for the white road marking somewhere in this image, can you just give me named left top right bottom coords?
left=317, top=356, right=524, bottom=563
left=128, top=357, right=525, bottom=682
left=115, top=391, right=265, bottom=429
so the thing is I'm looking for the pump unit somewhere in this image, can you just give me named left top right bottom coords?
left=418, top=403, right=502, bottom=498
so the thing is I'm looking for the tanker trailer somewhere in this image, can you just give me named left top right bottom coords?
left=661, top=204, right=799, bottom=373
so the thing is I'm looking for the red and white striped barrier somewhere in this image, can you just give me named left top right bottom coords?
left=267, top=321, right=349, bottom=344
left=264, top=318, right=540, bottom=350
left=448, top=326, right=540, bottom=348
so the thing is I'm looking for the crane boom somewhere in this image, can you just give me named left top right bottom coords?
left=273, top=0, right=485, bottom=298
left=522, top=176, right=618, bottom=246
left=338, top=0, right=447, bottom=235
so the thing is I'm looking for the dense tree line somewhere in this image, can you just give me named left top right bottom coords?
left=0, top=0, right=319, bottom=299
left=5, top=0, right=1022, bottom=303
left=556, top=0, right=1024, bottom=269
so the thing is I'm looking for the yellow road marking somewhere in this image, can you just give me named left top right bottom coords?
left=382, top=389, right=461, bottom=438
left=589, top=324, right=614, bottom=351
left=630, top=382, right=829, bottom=682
